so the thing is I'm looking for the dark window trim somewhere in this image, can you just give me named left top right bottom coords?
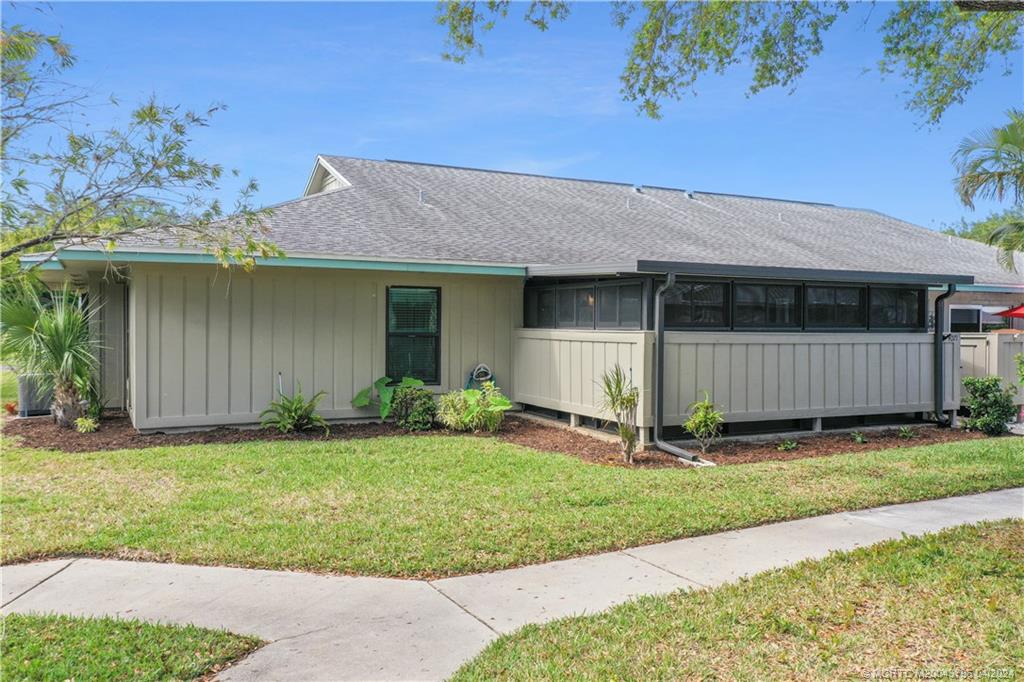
left=804, top=283, right=869, bottom=331
left=867, top=286, right=927, bottom=332
left=386, top=285, right=441, bottom=386
left=525, top=278, right=646, bottom=330
left=731, top=280, right=803, bottom=330
left=663, top=280, right=732, bottom=331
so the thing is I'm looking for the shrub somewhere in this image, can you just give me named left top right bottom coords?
left=74, top=416, right=98, bottom=433
left=352, top=376, right=424, bottom=421
left=437, top=381, right=513, bottom=433
left=898, top=425, right=916, bottom=440
left=599, top=364, right=640, bottom=464
left=260, top=382, right=329, bottom=435
left=962, top=376, right=1017, bottom=436
left=776, top=439, right=799, bottom=451
left=851, top=431, right=868, bottom=444
left=1, top=284, right=100, bottom=428
left=1017, top=352, right=1024, bottom=387
left=392, top=386, right=436, bottom=431
left=684, top=391, right=723, bottom=456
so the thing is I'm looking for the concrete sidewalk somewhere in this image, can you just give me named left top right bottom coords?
left=4, top=488, right=1022, bottom=681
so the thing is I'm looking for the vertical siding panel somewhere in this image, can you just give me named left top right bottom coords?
left=160, top=274, right=185, bottom=418
left=273, top=277, right=295, bottom=393
left=580, top=342, right=594, bottom=408
left=680, top=342, right=698, bottom=418
left=893, top=343, right=908, bottom=406
left=665, top=339, right=680, bottom=418
left=729, top=344, right=746, bottom=414
left=838, top=343, right=853, bottom=408
left=313, top=277, right=334, bottom=399
left=853, top=344, right=868, bottom=407
left=478, top=285, right=497, bottom=386
left=207, top=275, right=230, bottom=415
left=824, top=344, right=839, bottom=409
left=333, top=281, right=354, bottom=408
left=920, top=342, right=933, bottom=406
left=880, top=343, right=895, bottom=406
left=494, top=283, right=512, bottom=391
left=250, top=275, right=274, bottom=413
left=809, top=344, right=825, bottom=409
left=229, top=277, right=252, bottom=414
left=867, top=344, right=882, bottom=406
left=559, top=340, right=572, bottom=404
left=906, top=343, right=920, bottom=405
left=746, top=344, right=763, bottom=413
left=713, top=344, right=731, bottom=413
left=762, top=344, right=779, bottom=413
left=446, top=283, right=462, bottom=390
left=146, top=273, right=162, bottom=420
left=182, top=275, right=208, bottom=416
left=461, top=286, right=479, bottom=388
left=353, top=279, right=377, bottom=392
left=794, top=345, right=810, bottom=410
left=778, top=344, right=795, bottom=411
left=293, top=276, right=315, bottom=394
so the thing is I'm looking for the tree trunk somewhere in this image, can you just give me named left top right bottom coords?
left=51, top=383, right=83, bottom=428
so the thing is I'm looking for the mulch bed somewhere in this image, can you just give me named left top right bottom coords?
left=1, top=411, right=998, bottom=467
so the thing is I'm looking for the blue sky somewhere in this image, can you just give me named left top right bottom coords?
left=8, top=1, right=1022, bottom=229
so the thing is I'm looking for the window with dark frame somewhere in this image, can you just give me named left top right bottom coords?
left=869, top=287, right=923, bottom=329
left=734, top=284, right=800, bottom=328
left=386, top=287, right=440, bottom=384
left=525, top=281, right=642, bottom=330
left=664, top=282, right=729, bottom=328
left=806, top=286, right=866, bottom=328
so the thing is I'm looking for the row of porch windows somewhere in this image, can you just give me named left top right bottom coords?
left=525, top=281, right=925, bottom=331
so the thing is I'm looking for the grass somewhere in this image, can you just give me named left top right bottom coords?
left=1, top=367, right=18, bottom=406
left=454, top=520, right=1024, bottom=680
left=1, top=613, right=261, bottom=681
left=3, top=434, right=1022, bottom=578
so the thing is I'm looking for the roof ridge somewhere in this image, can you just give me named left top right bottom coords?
left=378, top=157, right=635, bottom=188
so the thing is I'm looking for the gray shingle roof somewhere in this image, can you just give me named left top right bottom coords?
left=128, top=155, right=1024, bottom=286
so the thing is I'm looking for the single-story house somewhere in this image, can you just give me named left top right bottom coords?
left=25, top=156, right=1024, bottom=455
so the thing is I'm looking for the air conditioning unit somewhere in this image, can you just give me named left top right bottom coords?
left=18, top=374, right=53, bottom=417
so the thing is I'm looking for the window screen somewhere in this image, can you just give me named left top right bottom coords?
left=386, top=287, right=440, bottom=384
left=869, top=288, right=923, bottom=329
left=596, top=282, right=643, bottom=329
left=806, top=286, right=866, bottom=328
left=664, top=282, right=728, bottom=328
left=734, top=284, right=800, bottom=328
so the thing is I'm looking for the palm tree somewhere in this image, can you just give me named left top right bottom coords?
left=1, top=283, right=100, bottom=427
left=954, top=109, right=1024, bottom=271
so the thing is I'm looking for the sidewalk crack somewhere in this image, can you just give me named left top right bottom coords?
left=619, top=550, right=709, bottom=588
left=3, top=559, right=78, bottom=608
left=426, top=582, right=500, bottom=635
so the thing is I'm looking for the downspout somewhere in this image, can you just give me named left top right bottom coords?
left=934, top=284, right=957, bottom=426
left=653, top=273, right=710, bottom=464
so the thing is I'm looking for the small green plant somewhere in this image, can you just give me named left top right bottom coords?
left=391, top=386, right=437, bottom=431
left=260, top=382, right=329, bottom=435
left=851, top=431, right=868, bottom=444
left=599, top=364, right=640, bottom=464
left=684, top=391, right=724, bottom=456
left=962, top=375, right=1017, bottom=436
left=437, top=381, right=513, bottom=433
left=1017, top=352, right=1023, bottom=387
left=74, top=416, right=98, bottom=433
left=776, top=439, right=799, bottom=452
left=352, top=376, right=424, bottom=421
left=898, top=425, right=916, bottom=440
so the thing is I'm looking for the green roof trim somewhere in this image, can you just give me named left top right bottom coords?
left=928, top=284, right=1024, bottom=294
left=36, top=249, right=527, bottom=277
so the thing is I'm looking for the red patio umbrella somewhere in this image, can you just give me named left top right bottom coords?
left=995, top=305, right=1024, bottom=319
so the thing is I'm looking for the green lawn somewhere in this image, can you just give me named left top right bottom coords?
left=1, top=367, right=18, bottom=405
left=1, top=613, right=261, bottom=681
left=3, top=435, right=1022, bottom=578
left=455, top=520, right=1024, bottom=680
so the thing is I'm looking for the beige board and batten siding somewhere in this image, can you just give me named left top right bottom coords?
left=662, top=332, right=960, bottom=423
left=512, top=329, right=656, bottom=426
left=511, top=329, right=960, bottom=426
left=128, top=263, right=522, bottom=431
left=960, top=332, right=1024, bottom=404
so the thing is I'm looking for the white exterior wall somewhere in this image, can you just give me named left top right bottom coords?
left=128, top=264, right=522, bottom=431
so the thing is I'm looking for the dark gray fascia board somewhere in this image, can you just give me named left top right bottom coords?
left=633, top=260, right=975, bottom=286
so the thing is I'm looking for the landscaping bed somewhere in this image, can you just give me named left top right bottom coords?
left=454, top=520, right=1024, bottom=680
left=1, top=613, right=261, bottom=681
left=3, top=411, right=996, bottom=468
left=3, top=435, right=1021, bottom=578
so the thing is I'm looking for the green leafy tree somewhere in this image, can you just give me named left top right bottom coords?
left=954, top=109, right=1024, bottom=270
left=1, top=25, right=281, bottom=271
left=942, top=208, right=1023, bottom=243
left=435, top=1, right=1022, bottom=123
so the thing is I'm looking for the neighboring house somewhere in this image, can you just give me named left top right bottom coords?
left=24, top=156, right=1024, bottom=450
